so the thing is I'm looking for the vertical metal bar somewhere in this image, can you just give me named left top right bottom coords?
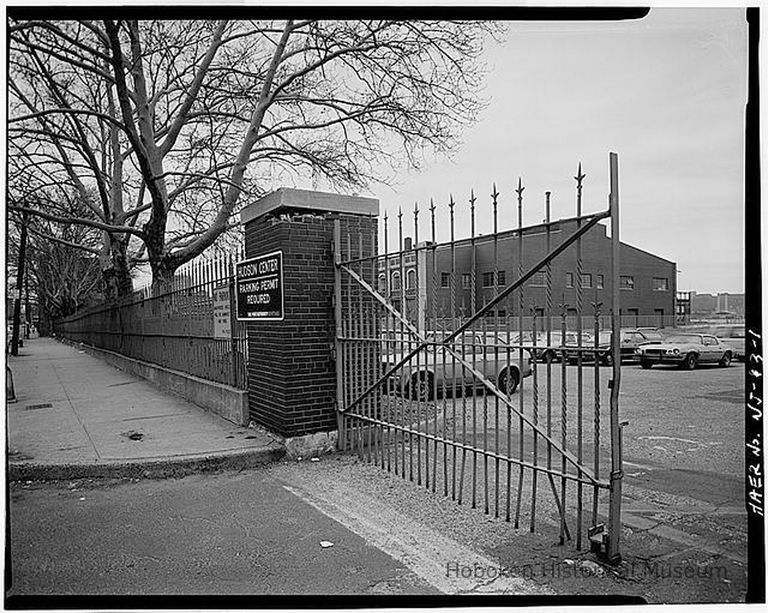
left=469, top=190, right=477, bottom=508
left=506, top=299, right=513, bottom=522
left=334, top=220, right=345, bottom=448
left=346, top=228, right=356, bottom=455
left=530, top=307, right=539, bottom=531
left=545, top=190, right=553, bottom=488
left=449, top=196, right=461, bottom=501
left=607, top=151, right=623, bottom=562
left=515, top=179, right=526, bottom=528
left=398, top=208, right=408, bottom=480
left=428, top=199, right=437, bottom=491
left=359, top=231, right=370, bottom=463
left=413, top=202, right=422, bottom=485
left=575, top=162, right=586, bottom=550
left=592, top=297, right=601, bottom=526
left=384, top=213, right=392, bottom=471
left=481, top=313, right=489, bottom=515
left=560, top=299, right=568, bottom=545
left=371, top=219, right=380, bottom=467
left=491, top=184, right=500, bottom=518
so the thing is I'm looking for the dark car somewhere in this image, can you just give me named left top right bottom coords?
left=564, top=331, right=611, bottom=366
left=619, top=328, right=663, bottom=361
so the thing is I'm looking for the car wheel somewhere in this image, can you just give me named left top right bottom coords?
left=640, top=359, right=653, bottom=369
left=410, top=371, right=434, bottom=401
left=498, top=367, right=519, bottom=395
left=719, top=352, right=732, bottom=368
left=543, top=349, right=555, bottom=363
left=682, top=353, right=698, bottom=370
left=601, top=353, right=614, bottom=367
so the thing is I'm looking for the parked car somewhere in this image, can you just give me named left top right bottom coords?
left=521, top=331, right=580, bottom=363
left=708, top=324, right=745, bottom=361
left=618, top=328, right=664, bottom=361
left=564, top=331, right=613, bottom=366
left=384, top=331, right=532, bottom=400
left=635, top=333, right=733, bottom=369
left=564, top=328, right=666, bottom=365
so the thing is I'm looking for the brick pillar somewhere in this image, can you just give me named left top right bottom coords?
left=240, top=189, right=378, bottom=438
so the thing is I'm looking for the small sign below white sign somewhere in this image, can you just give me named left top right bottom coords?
left=213, top=285, right=232, bottom=340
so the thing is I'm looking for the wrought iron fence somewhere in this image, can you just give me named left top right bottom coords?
left=55, top=252, right=247, bottom=389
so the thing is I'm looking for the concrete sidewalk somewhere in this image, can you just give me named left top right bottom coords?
left=6, top=338, right=283, bottom=480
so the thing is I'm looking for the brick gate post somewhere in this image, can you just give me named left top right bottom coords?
left=240, top=189, right=379, bottom=450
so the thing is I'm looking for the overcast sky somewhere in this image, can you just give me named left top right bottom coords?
left=371, top=8, right=748, bottom=295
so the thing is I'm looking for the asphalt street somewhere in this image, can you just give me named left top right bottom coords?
left=6, top=470, right=437, bottom=597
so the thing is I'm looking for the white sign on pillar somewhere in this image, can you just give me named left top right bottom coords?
left=213, top=285, right=232, bottom=340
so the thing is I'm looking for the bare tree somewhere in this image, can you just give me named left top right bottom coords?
left=6, top=209, right=104, bottom=329
left=9, top=18, right=501, bottom=285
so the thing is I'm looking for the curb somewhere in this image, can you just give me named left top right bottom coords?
left=9, top=445, right=286, bottom=482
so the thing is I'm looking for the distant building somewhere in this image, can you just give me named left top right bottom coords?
left=379, top=217, right=677, bottom=329
left=689, top=291, right=744, bottom=321
left=676, top=291, right=692, bottom=325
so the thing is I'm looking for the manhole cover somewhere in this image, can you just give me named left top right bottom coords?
left=24, top=403, right=53, bottom=410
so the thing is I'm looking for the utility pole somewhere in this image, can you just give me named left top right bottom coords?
left=10, top=211, right=29, bottom=356
left=24, top=271, right=31, bottom=338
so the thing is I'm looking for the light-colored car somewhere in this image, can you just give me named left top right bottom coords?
left=709, top=325, right=745, bottom=361
left=635, top=333, right=734, bottom=370
left=384, top=331, right=532, bottom=400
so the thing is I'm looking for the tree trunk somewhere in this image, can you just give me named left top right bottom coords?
left=101, top=235, right=133, bottom=300
left=149, top=255, right=178, bottom=290
left=112, top=238, right=133, bottom=297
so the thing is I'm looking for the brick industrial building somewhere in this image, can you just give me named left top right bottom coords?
left=380, top=216, right=677, bottom=329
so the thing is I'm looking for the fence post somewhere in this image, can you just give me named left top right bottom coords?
left=607, top=151, right=624, bottom=563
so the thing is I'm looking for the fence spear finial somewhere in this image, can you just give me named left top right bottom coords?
left=574, top=162, right=586, bottom=185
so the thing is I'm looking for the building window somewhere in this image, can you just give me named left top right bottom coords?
left=406, top=269, right=416, bottom=290
left=531, top=271, right=547, bottom=287
left=581, top=273, right=592, bottom=288
left=378, top=273, right=386, bottom=291
left=566, top=272, right=574, bottom=288
left=482, top=272, right=494, bottom=287
left=597, top=274, right=604, bottom=289
left=497, top=270, right=506, bottom=286
left=440, top=272, right=450, bottom=288
left=462, top=273, right=471, bottom=289
left=391, top=271, right=401, bottom=291
left=620, top=275, right=634, bottom=290
left=497, top=309, right=506, bottom=318
left=653, top=277, right=669, bottom=291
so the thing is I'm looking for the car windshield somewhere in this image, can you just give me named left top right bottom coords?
left=665, top=334, right=701, bottom=344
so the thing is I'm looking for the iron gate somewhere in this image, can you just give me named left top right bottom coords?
left=334, top=153, right=624, bottom=561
